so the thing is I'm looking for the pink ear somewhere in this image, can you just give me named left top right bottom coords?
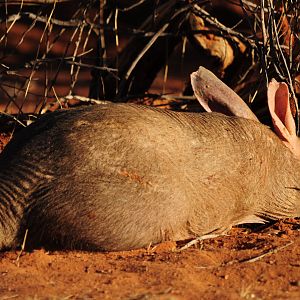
left=190, top=67, right=258, bottom=121
left=268, top=79, right=300, bottom=156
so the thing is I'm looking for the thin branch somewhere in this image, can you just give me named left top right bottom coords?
left=118, top=0, right=147, bottom=12
left=0, top=0, right=72, bottom=4
left=242, top=241, right=294, bottom=263
left=192, top=4, right=257, bottom=49
left=0, top=12, right=83, bottom=26
left=125, top=23, right=169, bottom=80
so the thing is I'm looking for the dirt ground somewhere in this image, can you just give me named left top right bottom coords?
left=0, top=221, right=299, bottom=300
left=0, top=130, right=300, bottom=300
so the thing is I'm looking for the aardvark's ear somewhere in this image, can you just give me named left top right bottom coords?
left=268, top=79, right=300, bottom=157
left=191, top=66, right=258, bottom=121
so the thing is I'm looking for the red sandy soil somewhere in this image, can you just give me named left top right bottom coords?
left=0, top=222, right=299, bottom=300
left=0, top=133, right=300, bottom=300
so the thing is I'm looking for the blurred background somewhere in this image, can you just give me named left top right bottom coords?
left=0, top=0, right=299, bottom=126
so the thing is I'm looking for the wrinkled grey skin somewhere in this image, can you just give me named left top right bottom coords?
left=0, top=103, right=299, bottom=251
